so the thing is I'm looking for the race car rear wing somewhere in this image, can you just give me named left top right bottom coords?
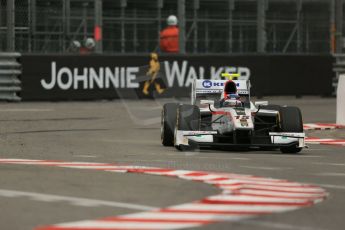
left=191, top=79, right=250, bottom=105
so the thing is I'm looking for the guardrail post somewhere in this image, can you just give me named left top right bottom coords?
left=178, top=0, right=186, bottom=54
left=6, top=0, right=15, bottom=52
left=94, top=0, right=103, bottom=53
left=0, top=53, right=22, bottom=101
left=257, top=0, right=267, bottom=53
left=335, top=0, right=343, bottom=53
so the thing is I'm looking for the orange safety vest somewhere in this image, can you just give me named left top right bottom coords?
left=160, top=26, right=179, bottom=53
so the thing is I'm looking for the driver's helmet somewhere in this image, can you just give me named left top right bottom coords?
left=227, top=93, right=240, bottom=100
left=223, top=98, right=242, bottom=107
left=167, top=15, right=178, bottom=26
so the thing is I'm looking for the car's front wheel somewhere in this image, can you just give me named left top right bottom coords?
left=161, top=103, right=179, bottom=146
left=279, top=106, right=303, bottom=153
left=174, top=104, right=200, bottom=151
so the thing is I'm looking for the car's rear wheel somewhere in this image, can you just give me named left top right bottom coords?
left=161, top=103, right=178, bottom=146
left=279, top=106, right=303, bottom=153
left=175, top=104, right=200, bottom=151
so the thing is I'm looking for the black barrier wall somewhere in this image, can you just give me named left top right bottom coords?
left=20, top=54, right=334, bottom=101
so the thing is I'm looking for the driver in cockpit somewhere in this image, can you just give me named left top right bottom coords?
left=220, top=94, right=243, bottom=108
left=220, top=80, right=243, bottom=108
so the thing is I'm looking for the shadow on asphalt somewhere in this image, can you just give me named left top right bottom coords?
left=3, top=128, right=111, bottom=135
left=0, top=117, right=103, bottom=122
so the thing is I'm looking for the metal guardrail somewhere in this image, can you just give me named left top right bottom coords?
left=332, top=54, right=345, bottom=96
left=0, top=53, right=21, bottom=101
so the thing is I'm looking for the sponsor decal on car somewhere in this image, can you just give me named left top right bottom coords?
left=201, top=80, right=241, bottom=89
left=202, top=80, right=212, bottom=88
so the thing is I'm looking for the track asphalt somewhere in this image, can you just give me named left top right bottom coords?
left=0, top=96, right=344, bottom=230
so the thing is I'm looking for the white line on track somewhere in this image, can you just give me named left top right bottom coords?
left=0, top=189, right=156, bottom=211
left=312, top=162, right=345, bottom=166
left=313, top=173, right=345, bottom=177
left=240, top=166, right=292, bottom=171
left=55, top=220, right=199, bottom=229
left=73, top=155, right=98, bottom=158
left=118, top=159, right=176, bottom=163
left=269, top=155, right=324, bottom=158
left=193, top=156, right=250, bottom=160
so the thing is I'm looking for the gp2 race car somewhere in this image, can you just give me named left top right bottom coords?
left=161, top=79, right=305, bottom=153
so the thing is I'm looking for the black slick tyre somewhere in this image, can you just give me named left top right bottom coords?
left=278, top=106, right=303, bottom=153
left=161, top=103, right=178, bottom=146
left=175, top=104, right=200, bottom=151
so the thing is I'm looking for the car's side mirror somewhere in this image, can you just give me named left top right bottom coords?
left=255, top=101, right=268, bottom=107
left=200, top=100, right=217, bottom=112
left=200, top=100, right=214, bottom=105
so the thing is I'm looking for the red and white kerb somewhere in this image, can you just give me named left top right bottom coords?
left=304, top=123, right=345, bottom=131
left=0, top=158, right=328, bottom=230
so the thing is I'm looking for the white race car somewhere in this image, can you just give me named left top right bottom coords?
left=161, top=79, right=305, bottom=153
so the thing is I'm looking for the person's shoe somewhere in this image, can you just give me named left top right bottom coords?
left=155, top=83, right=165, bottom=94
left=143, top=82, right=150, bottom=95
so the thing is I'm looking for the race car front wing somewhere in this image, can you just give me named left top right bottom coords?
left=175, top=130, right=305, bottom=150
